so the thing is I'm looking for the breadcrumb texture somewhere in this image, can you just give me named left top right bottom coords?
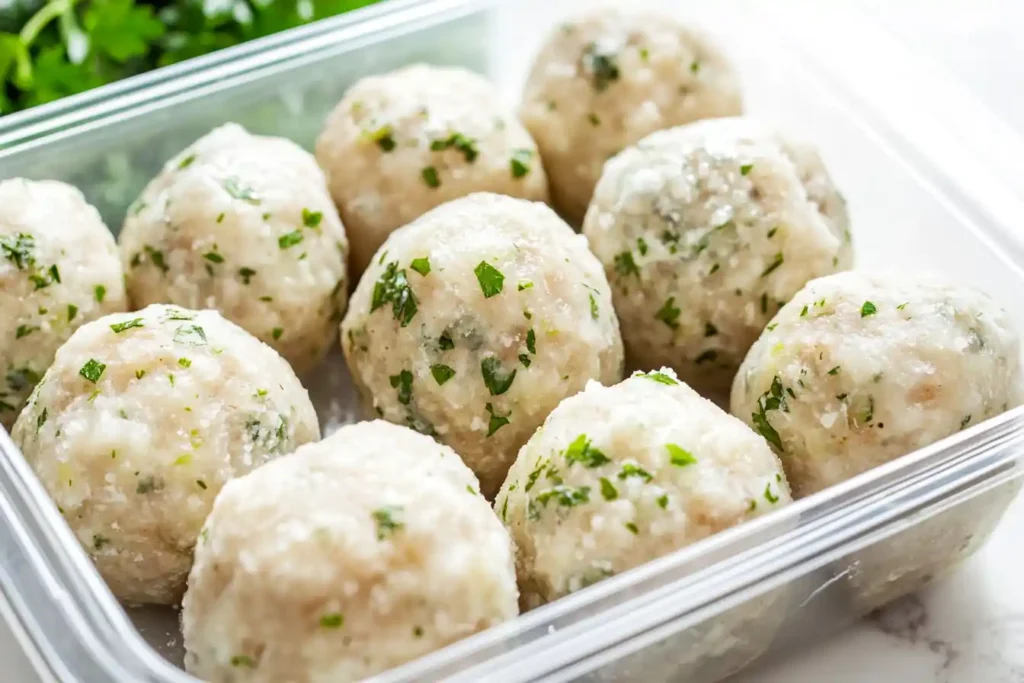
left=584, top=117, right=850, bottom=401
left=120, top=123, right=349, bottom=374
left=0, top=178, right=127, bottom=429
left=182, top=420, right=518, bottom=683
left=12, top=304, right=318, bottom=604
left=521, top=8, right=743, bottom=224
left=342, top=193, right=623, bottom=497
left=316, top=64, right=548, bottom=275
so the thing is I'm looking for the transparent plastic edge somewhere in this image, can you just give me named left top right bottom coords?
left=0, top=0, right=495, bottom=151
left=373, top=409, right=1024, bottom=682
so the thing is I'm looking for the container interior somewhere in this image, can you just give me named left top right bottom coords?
left=1, top=0, right=1024, bottom=681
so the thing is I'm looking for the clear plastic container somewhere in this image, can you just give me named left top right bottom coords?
left=2, top=0, right=1024, bottom=681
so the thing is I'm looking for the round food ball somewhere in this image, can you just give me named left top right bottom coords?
left=583, top=118, right=851, bottom=401
left=12, top=304, right=319, bottom=604
left=496, top=368, right=792, bottom=607
left=120, top=123, right=348, bottom=374
left=316, top=64, right=549, bottom=276
left=520, top=8, right=743, bottom=225
left=730, top=271, right=1023, bottom=498
left=0, top=178, right=127, bottom=430
left=182, top=420, right=518, bottom=683
left=342, top=193, right=624, bottom=498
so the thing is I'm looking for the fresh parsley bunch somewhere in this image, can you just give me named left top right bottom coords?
left=0, top=0, right=378, bottom=115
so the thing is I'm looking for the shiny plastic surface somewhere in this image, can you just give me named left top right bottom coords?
left=1, top=0, right=1023, bottom=681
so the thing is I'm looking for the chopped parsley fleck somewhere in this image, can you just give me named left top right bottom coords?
left=410, top=257, right=431, bottom=276
left=897, top=302, right=909, bottom=311
left=173, top=454, right=192, bottom=466
left=766, top=323, right=778, bottom=332
left=534, top=484, right=590, bottom=509
left=961, top=414, right=972, bottom=429
left=828, top=366, right=841, bottom=376
left=599, top=477, right=618, bottom=501
left=751, top=376, right=786, bottom=453
left=271, top=327, right=283, bottom=340
left=200, top=250, right=223, bottom=264
left=421, top=166, right=440, bottom=188
left=216, top=212, right=225, bottom=223
left=414, top=625, right=424, bottom=638
left=655, top=297, right=681, bottom=329
left=15, top=324, right=37, bottom=339
left=861, top=301, right=877, bottom=317
left=518, top=280, right=533, bottom=291
left=366, top=124, right=396, bottom=151
left=800, top=305, right=809, bottom=317
left=740, top=164, right=753, bottom=175
left=430, top=364, right=455, bottom=385
left=67, top=304, right=78, bottom=321
left=135, top=369, right=146, bottom=380
left=564, top=434, right=610, bottom=468
left=760, top=252, right=784, bottom=277
left=656, top=494, right=669, bottom=509
left=221, top=177, right=261, bottom=204
left=474, top=261, right=505, bottom=298
left=666, top=443, right=697, bottom=467
left=230, top=655, right=256, bottom=669
left=177, top=357, right=191, bottom=368
left=178, top=154, right=196, bottom=169
left=767, top=227, right=778, bottom=239
left=614, top=251, right=639, bottom=278
left=196, top=479, right=208, bottom=490
left=588, top=112, right=601, bottom=126
left=481, top=357, right=516, bottom=395
left=510, top=149, right=533, bottom=178
left=526, top=328, right=536, bottom=354
left=438, top=331, right=454, bottom=350
left=389, top=370, right=413, bottom=405
left=0, top=233, right=35, bottom=270
left=372, top=505, right=404, bottom=540
left=589, top=293, right=599, bottom=319
left=238, top=267, right=256, bottom=285
left=764, top=483, right=779, bottom=504
left=639, top=371, right=677, bottom=385
left=486, top=403, right=510, bottom=436
left=110, top=318, right=144, bottom=333
left=431, top=132, right=479, bottom=163
left=371, top=262, right=418, bottom=327
left=278, top=231, right=304, bottom=250
left=36, top=408, right=46, bottom=431
left=637, top=237, right=649, bottom=256
left=319, top=613, right=344, bottom=629
left=625, top=522, right=639, bottom=535
left=300, top=208, right=323, bottom=229
left=690, top=60, right=701, bottom=73
left=174, top=324, right=208, bottom=346
left=79, top=359, right=106, bottom=383
left=860, top=395, right=875, bottom=424
left=695, top=350, right=718, bottom=365
left=618, top=463, right=652, bottom=482
left=582, top=42, right=620, bottom=91
left=143, top=246, right=168, bottom=273
left=519, top=354, right=532, bottom=367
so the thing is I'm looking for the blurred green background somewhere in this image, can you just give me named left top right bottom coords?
left=0, top=0, right=380, bottom=115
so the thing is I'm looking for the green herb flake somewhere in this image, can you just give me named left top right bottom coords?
left=271, top=327, right=283, bottom=340
left=666, top=443, right=697, bottom=467
left=481, top=357, right=516, bottom=395
left=36, top=408, right=47, bottom=431
left=430, top=364, right=455, bottom=385
left=371, top=262, right=418, bottom=327
left=474, top=261, right=505, bottom=298
left=177, top=357, right=191, bottom=368
left=760, top=252, right=784, bottom=277
left=960, top=414, right=972, bottom=429
left=410, top=257, right=431, bottom=276
left=614, top=250, right=639, bottom=278
left=518, top=280, right=533, bottom=291
left=518, top=353, right=532, bottom=367
left=15, top=324, right=38, bottom=339
left=319, top=613, right=344, bottom=629
left=278, top=231, right=304, bottom=250
left=800, top=305, right=809, bottom=317
left=640, top=371, right=677, bottom=385
left=372, top=505, right=404, bottom=540
left=589, top=293, right=599, bottom=319
left=414, top=625, right=424, bottom=638
left=431, top=132, right=479, bottom=163
left=582, top=42, right=620, bottom=91
left=655, top=297, right=681, bottom=329
left=828, top=366, right=841, bottom=376
left=66, top=304, right=78, bottom=321
left=135, top=369, right=146, bottom=380
left=366, top=124, right=396, bottom=151
left=79, top=359, right=106, bottom=384
left=196, top=479, right=208, bottom=490
left=438, top=331, right=454, bottom=350
left=740, top=163, right=753, bottom=176
left=624, top=522, right=639, bottom=535
left=510, top=149, right=533, bottom=178
left=421, top=166, right=440, bottom=188
left=389, top=370, right=413, bottom=405
left=599, top=477, right=618, bottom=501
left=764, top=483, right=779, bottom=504
left=485, top=402, right=510, bottom=437
left=110, top=318, right=144, bottom=334
left=0, top=233, right=35, bottom=270
left=751, top=376, right=786, bottom=453
left=302, top=208, right=324, bottom=229
left=174, top=324, right=207, bottom=346
left=92, top=534, right=110, bottom=550
left=238, top=267, right=256, bottom=285
left=526, top=328, right=536, bottom=355
left=221, top=177, right=261, bottom=204
left=588, top=112, right=601, bottom=126
left=690, top=60, right=701, bottom=74
left=564, top=434, right=610, bottom=468
left=897, top=302, right=909, bottom=311
left=656, top=494, right=669, bottom=509
left=618, top=463, right=653, bottom=482
left=230, top=655, right=256, bottom=669
left=861, top=301, right=878, bottom=317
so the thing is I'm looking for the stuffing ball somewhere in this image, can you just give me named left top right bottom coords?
left=316, top=64, right=549, bottom=275
left=0, top=178, right=127, bottom=430
left=181, top=420, right=518, bottom=683
left=120, top=123, right=349, bottom=374
left=496, top=368, right=792, bottom=608
left=731, top=270, right=1022, bottom=497
left=341, top=193, right=624, bottom=498
left=583, top=118, right=851, bottom=400
left=520, top=7, right=743, bottom=224
left=12, top=304, right=319, bottom=604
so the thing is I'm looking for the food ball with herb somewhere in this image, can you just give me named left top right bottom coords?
left=520, top=8, right=743, bottom=225
left=182, top=420, right=518, bottom=682
left=497, top=368, right=792, bottom=607
left=583, top=118, right=851, bottom=401
left=12, top=304, right=319, bottom=604
left=120, top=123, right=348, bottom=375
left=0, top=178, right=127, bottom=431
left=315, top=64, right=548, bottom=276
left=731, top=271, right=1022, bottom=498
left=341, top=193, right=623, bottom=498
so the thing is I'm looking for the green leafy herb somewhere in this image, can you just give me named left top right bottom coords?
left=564, top=434, right=610, bottom=468
left=431, top=132, right=478, bottom=162
left=389, top=370, right=413, bottom=405
left=599, top=477, right=618, bottom=501
left=625, top=522, right=639, bottom=535
left=588, top=112, right=601, bottom=126
left=474, top=261, right=504, bottom=298
left=656, top=494, right=669, bottom=509
left=666, top=443, right=697, bottom=467
left=897, top=302, right=909, bottom=311
left=421, top=166, right=440, bottom=188
left=110, top=317, right=144, bottom=333
left=518, top=280, right=533, bottom=291
left=0, top=233, right=35, bottom=269
left=861, top=301, right=877, bottom=317
left=271, top=327, right=283, bottom=340
left=485, top=402, right=510, bottom=437
left=231, top=655, right=256, bottom=669
left=278, top=230, right=304, bottom=250
left=764, top=483, right=779, bottom=504
left=582, top=42, right=620, bottom=91
left=300, top=208, right=323, bottom=229
left=371, top=262, right=418, bottom=327
left=534, top=484, right=590, bottom=509
left=238, top=267, right=256, bottom=285
left=221, top=177, right=260, bottom=204
left=690, top=60, right=701, bottom=73
left=518, top=353, right=532, bottom=367
left=828, top=366, right=841, bottom=376
left=66, top=304, right=78, bottom=321
left=740, top=163, right=753, bottom=175
left=751, top=376, right=787, bottom=453
left=481, top=357, right=516, bottom=395
left=143, top=246, right=168, bottom=273
left=177, top=154, right=196, bottom=169
left=94, top=284, right=107, bottom=302
left=509, top=148, right=534, bottom=178
left=410, top=257, right=431, bottom=276
left=373, top=505, right=404, bottom=540
left=319, top=613, right=344, bottom=629
left=430, top=364, right=455, bottom=385
left=589, top=293, right=599, bottom=319
left=655, top=297, right=681, bottom=329
left=438, top=331, right=454, bottom=350
left=365, top=124, right=396, bottom=151
left=177, top=357, right=191, bottom=368
left=760, top=252, right=784, bottom=277
left=618, top=463, right=652, bottom=482
left=174, top=324, right=207, bottom=346
left=526, top=328, right=536, bottom=354
left=79, top=358, right=105, bottom=383
left=92, top=534, right=109, bottom=550
left=15, top=324, right=37, bottom=339
left=960, top=414, right=972, bottom=429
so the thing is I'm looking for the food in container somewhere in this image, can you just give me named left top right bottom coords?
left=316, top=64, right=548, bottom=276
left=341, top=192, right=623, bottom=497
left=120, top=123, right=349, bottom=375
left=0, top=178, right=128, bottom=429
left=12, top=304, right=319, bottom=604
left=181, top=420, right=518, bottom=682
